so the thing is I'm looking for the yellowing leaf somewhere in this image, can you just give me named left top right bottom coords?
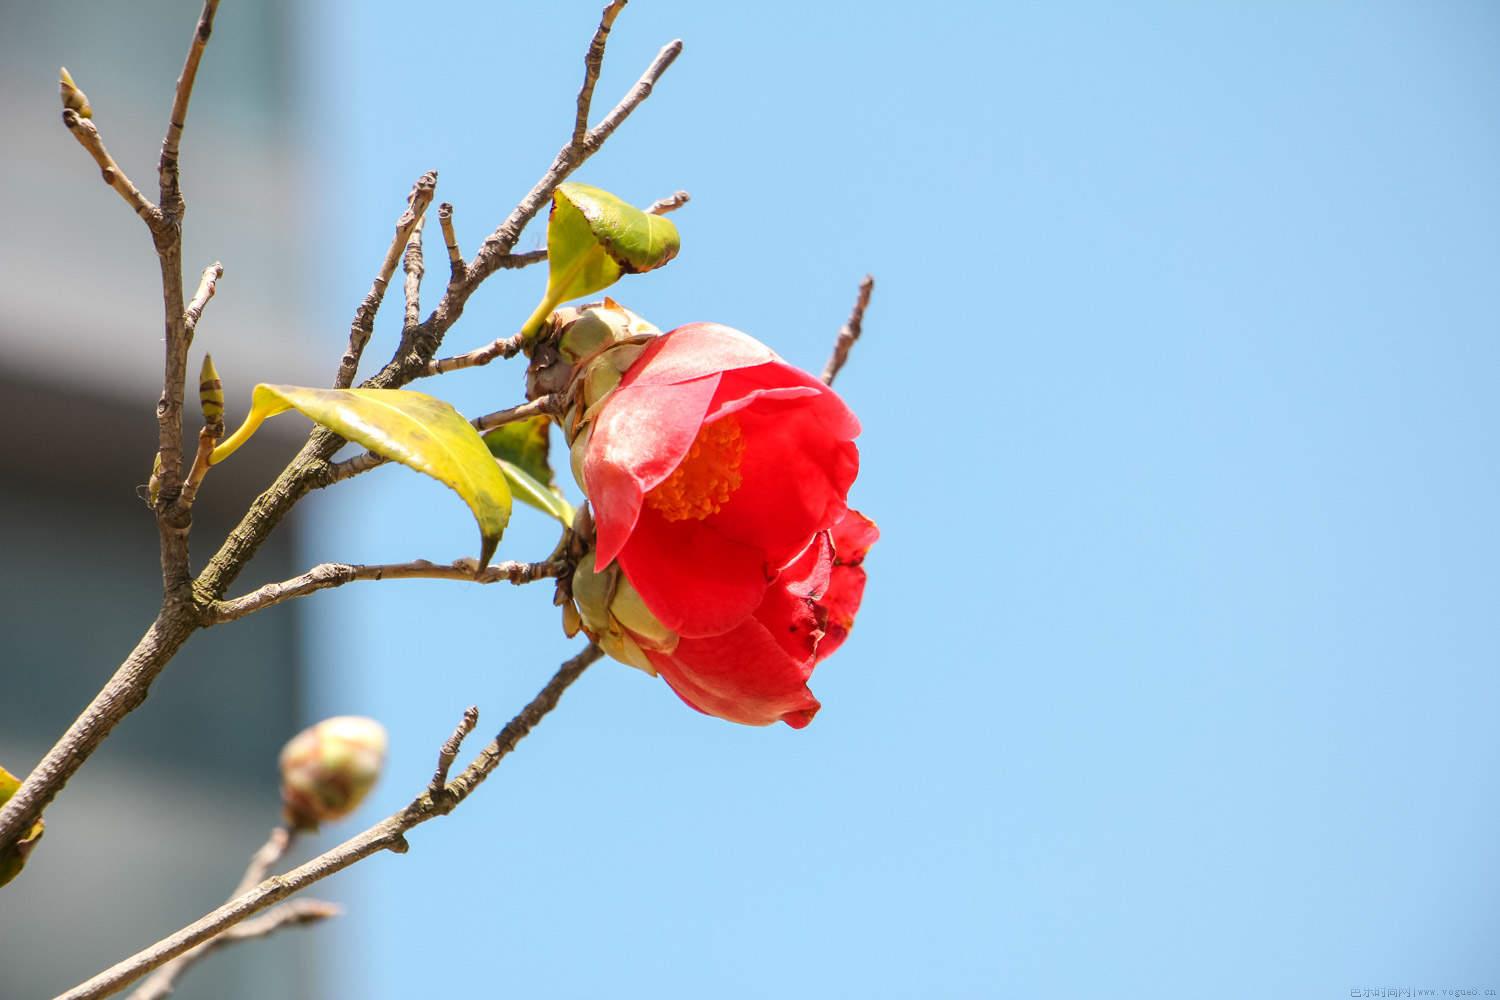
left=0, top=764, right=43, bottom=889
left=484, top=416, right=574, bottom=526
left=498, top=458, right=574, bottom=527
left=516, top=183, right=680, bottom=341
left=212, top=385, right=511, bottom=565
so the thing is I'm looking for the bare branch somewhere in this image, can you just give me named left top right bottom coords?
left=206, top=558, right=566, bottom=624
left=158, top=0, right=220, bottom=217
left=325, top=395, right=558, bottom=484
left=822, top=274, right=875, bottom=387
left=334, top=170, right=438, bottom=388
left=428, top=34, right=683, bottom=338
left=4, top=2, right=677, bottom=858
left=575, top=1, right=629, bottom=146
left=61, top=645, right=604, bottom=1000
left=61, top=111, right=159, bottom=224
left=424, top=330, right=530, bottom=377
left=232, top=826, right=294, bottom=898
left=183, top=261, right=223, bottom=338
left=403, top=215, right=426, bottom=331
left=129, top=827, right=321, bottom=1000
left=645, top=189, right=691, bottom=216
left=437, top=202, right=464, bottom=283
left=430, top=706, right=480, bottom=799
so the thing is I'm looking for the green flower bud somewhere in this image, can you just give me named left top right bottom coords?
left=278, top=716, right=388, bottom=831
left=58, top=67, right=92, bottom=119
left=556, top=298, right=658, bottom=365
left=568, top=552, right=677, bottom=676
left=199, top=353, right=224, bottom=429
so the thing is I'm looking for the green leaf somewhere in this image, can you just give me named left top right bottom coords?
left=0, top=764, right=44, bottom=889
left=483, top=415, right=553, bottom=485
left=498, top=459, right=575, bottom=526
left=212, top=385, right=512, bottom=565
left=517, top=182, right=680, bottom=340
left=484, top=416, right=574, bottom=526
left=553, top=182, right=680, bottom=278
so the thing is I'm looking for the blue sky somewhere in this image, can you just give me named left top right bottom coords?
left=293, top=2, right=1500, bottom=996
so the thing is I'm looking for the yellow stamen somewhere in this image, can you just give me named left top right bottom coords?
left=645, top=415, right=745, bottom=521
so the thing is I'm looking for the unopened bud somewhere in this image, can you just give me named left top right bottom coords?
left=278, top=716, right=388, bottom=831
left=569, top=552, right=675, bottom=675
left=146, top=452, right=164, bottom=509
left=59, top=67, right=92, bottom=119
left=199, top=354, right=224, bottom=430
left=555, top=297, right=658, bottom=365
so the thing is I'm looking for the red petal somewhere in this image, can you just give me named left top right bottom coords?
left=618, top=504, right=771, bottom=637
left=647, top=614, right=823, bottom=728
left=586, top=375, right=720, bottom=568
left=705, top=398, right=860, bottom=569
left=816, top=510, right=878, bottom=661
left=619, top=323, right=780, bottom=389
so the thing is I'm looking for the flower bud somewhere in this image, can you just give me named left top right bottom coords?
left=568, top=551, right=676, bottom=676
left=554, top=297, right=658, bottom=365
left=58, top=67, right=92, bottom=119
left=278, top=716, right=387, bottom=831
left=199, top=353, right=224, bottom=431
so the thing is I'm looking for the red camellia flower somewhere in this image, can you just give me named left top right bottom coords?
left=578, top=321, right=876, bottom=728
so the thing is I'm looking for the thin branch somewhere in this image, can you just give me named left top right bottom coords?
left=232, top=826, right=294, bottom=898
left=325, top=395, right=558, bottom=484
left=822, top=274, right=875, bottom=387
left=424, top=330, right=531, bottom=377
left=61, top=111, right=159, bottom=225
left=437, top=202, right=464, bottom=283
left=430, top=706, right=480, bottom=799
left=422, top=183, right=684, bottom=379
left=427, top=34, right=683, bottom=339
left=157, top=0, right=220, bottom=219
left=1, top=4, right=226, bottom=853
left=403, top=215, right=426, bottom=331
left=334, top=170, right=438, bottom=388
left=2, top=3, right=676, bottom=858
left=205, top=558, right=566, bottom=624
left=645, top=189, right=691, bottom=216
left=575, top=1, right=628, bottom=146
left=129, top=901, right=341, bottom=1000
left=129, top=827, right=329, bottom=1000
left=61, top=645, right=605, bottom=1000
left=183, top=261, right=222, bottom=338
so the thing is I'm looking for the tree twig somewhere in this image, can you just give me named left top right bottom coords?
left=182, top=262, right=223, bottom=339
left=0, top=2, right=223, bottom=853
left=128, top=827, right=335, bottom=1000
left=437, top=202, right=464, bottom=283
left=645, top=189, right=691, bottom=216
left=334, top=170, right=438, bottom=388
left=205, top=558, right=566, bottom=624
left=61, top=110, right=159, bottom=225
left=402, top=216, right=426, bottom=331
left=1, top=0, right=675, bottom=859
left=822, top=274, right=875, bottom=387
left=425, top=33, right=683, bottom=341
left=422, top=184, right=684, bottom=378
left=61, top=645, right=604, bottom=1000
left=430, top=706, right=480, bottom=800
left=157, top=0, right=220, bottom=220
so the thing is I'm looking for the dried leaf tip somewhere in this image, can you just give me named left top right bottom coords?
left=198, top=354, right=224, bottom=429
left=58, top=67, right=92, bottom=119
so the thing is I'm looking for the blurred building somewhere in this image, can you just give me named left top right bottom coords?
left=0, top=1, right=324, bottom=996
